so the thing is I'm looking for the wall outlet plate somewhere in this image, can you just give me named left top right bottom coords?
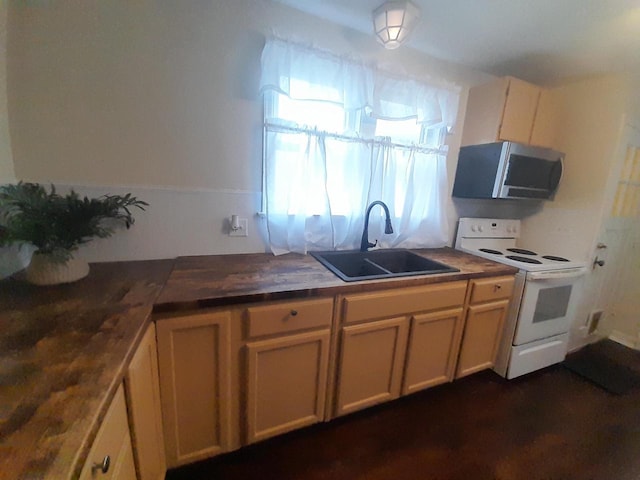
left=229, top=218, right=248, bottom=237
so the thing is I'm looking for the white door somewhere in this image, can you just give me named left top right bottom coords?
left=591, top=122, right=640, bottom=348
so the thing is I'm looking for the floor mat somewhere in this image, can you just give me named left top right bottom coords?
left=563, top=341, right=640, bottom=395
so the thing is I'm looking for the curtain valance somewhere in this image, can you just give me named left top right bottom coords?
left=259, top=38, right=460, bottom=128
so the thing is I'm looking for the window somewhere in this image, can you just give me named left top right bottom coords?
left=260, top=38, right=460, bottom=255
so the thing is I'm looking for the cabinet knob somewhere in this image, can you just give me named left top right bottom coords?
left=92, top=455, right=110, bottom=475
left=494, top=284, right=502, bottom=291
left=290, top=310, right=298, bottom=316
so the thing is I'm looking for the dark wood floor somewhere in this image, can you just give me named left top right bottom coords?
left=167, top=340, right=640, bottom=480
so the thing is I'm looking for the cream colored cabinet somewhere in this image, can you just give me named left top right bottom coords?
left=461, top=76, right=557, bottom=149
left=79, top=384, right=137, bottom=480
left=334, top=282, right=467, bottom=417
left=336, top=316, right=409, bottom=416
left=456, top=276, right=515, bottom=378
left=156, top=311, right=231, bottom=468
left=125, top=323, right=166, bottom=480
left=146, top=275, right=515, bottom=470
left=402, top=307, right=464, bottom=395
left=529, top=89, right=558, bottom=148
left=243, top=298, right=332, bottom=444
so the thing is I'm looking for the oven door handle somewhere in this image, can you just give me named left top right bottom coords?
left=528, top=268, right=587, bottom=281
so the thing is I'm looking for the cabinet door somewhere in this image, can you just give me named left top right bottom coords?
left=111, top=432, right=136, bottom=480
left=402, top=308, right=464, bottom=395
left=461, top=77, right=510, bottom=146
left=335, top=317, right=409, bottom=416
left=125, top=323, right=166, bottom=480
left=529, top=88, right=558, bottom=149
left=156, top=311, right=231, bottom=468
left=456, top=300, right=509, bottom=378
left=499, top=77, right=541, bottom=144
left=245, top=330, right=330, bottom=443
left=79, top=385, right=137, bottom=480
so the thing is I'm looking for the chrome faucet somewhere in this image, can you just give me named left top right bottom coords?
left=360, top=201, right=394, bottom=252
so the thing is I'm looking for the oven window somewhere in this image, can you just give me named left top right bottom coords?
left=533, top=285, right=572, bottom=323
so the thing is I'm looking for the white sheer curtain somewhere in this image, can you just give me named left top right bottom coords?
left=260, top=38, right=460, bottom=255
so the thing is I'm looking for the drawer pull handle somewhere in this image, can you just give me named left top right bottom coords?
left=290, top=310, right=298, bottom=316
left=92, top=455, right=110, bottom=474
left=494, top=284, right=502, bottom=291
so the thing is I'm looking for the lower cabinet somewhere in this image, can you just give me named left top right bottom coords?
left=456, top=276, right=515, bottom=378
left=456, top=300, right=510, bottom=377
left=243, top=297, right=334, bottom=444
left=148, top=274, right=515, bottom=470
left=335, top=317, right=409, bottom=416
left=80, top=384, right=136, bottom=480
left=334, top=281, right=468, bottom=417
left=125, top=323, right=166, bottom=480
left=245, top=330, right=330, bottom=443
left=156, top=310, right=232, bottom=468
left=402, top=307, right=464, bottom=395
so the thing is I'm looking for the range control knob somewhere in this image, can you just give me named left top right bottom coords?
left=478, top=225, right=484, bottom=232
left=471, top=225, right=477, bottom=232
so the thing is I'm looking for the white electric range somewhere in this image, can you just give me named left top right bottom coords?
left=455, top=218, right=588, bottom=379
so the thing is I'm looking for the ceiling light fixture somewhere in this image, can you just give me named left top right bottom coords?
left=372, top=1, right=421, bottom=50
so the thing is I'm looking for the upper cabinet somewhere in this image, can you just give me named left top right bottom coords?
left=461, top=76, right=557, bottom=149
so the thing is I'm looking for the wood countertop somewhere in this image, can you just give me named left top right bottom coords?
left=0, top=260, right=174, bottom=480
left=154, top=247, right=518, bottom=312
left=0, top=248, right=516, bottom=479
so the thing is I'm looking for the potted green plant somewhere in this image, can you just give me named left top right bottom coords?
left=0, top=182, right=147, bottom=285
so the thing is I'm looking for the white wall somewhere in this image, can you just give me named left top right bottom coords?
left=4, top=1, right=637, bottom=354
left=519, top=74, right=634, bottom=351
left=521, top=75, right=631, bottom=259
left=0, top=2, right=26, bottom=277
left=4, top=0, right=492, bottom=266
left=0, top=1, right=14, bottom=182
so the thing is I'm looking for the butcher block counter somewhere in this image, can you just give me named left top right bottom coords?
left=0, top=260, right=174, bottom=480
left=0, top=248, right=516, bottom=479
left=154, top=248, right=516, bottom=312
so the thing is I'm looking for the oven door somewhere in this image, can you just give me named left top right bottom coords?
left=513, top=268, right=585, bottom=345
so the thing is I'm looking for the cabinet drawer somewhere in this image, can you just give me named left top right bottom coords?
left=469, top=276, right=515, bottom=304
left=246, top=297, right=333, bottom=338
left=341, top=281, right=467, bottom=324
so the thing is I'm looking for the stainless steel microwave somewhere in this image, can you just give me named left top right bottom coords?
left=452, top=142, right=564, bottom=200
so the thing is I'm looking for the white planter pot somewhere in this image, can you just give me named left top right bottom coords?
left=25, top=252, right=90, bottom=286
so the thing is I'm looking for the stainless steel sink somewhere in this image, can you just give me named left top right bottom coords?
left=311, top=249, right=459, bottom=282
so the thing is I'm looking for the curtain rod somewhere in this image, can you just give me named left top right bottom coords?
left=264, top=122, right=449, bottom=156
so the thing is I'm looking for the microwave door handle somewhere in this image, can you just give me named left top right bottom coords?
left=528, top=268, right=587, bottom=281
left=549, top=159, right=563, bottom=192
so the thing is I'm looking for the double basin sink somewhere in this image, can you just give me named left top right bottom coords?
left=311, top=249, right=459, bottom=282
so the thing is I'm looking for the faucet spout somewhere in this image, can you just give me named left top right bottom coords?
left=360, top=201, right=394, bottom=252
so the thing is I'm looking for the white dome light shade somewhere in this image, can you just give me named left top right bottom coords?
left=373, top=1, right=421, bottom=50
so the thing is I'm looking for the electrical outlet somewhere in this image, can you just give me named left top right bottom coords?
left=229, top=218, right=248, bottom=237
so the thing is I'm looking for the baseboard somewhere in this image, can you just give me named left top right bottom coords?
left=608, top=330, right=638, bottom=350
left=567, top=327, right=606, bottom=353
